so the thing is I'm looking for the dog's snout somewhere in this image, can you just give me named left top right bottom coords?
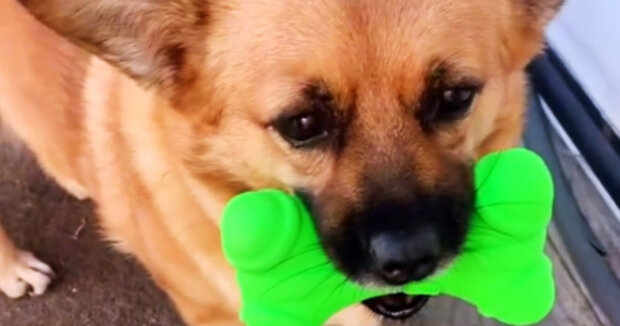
left=370, top=230, right=440, bottom=285
left=312, top=174, right=473, bottom=288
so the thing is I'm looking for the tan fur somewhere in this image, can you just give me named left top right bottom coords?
left=0, top=0, right=562, bottom=325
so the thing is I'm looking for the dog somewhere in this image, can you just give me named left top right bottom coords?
left=0, top=0, right=563, bottom=325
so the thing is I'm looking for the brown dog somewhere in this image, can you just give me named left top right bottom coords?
left=0, top=0, right=563, bottom=325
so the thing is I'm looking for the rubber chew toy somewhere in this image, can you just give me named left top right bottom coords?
left=221, top=148, right=555, bottom=326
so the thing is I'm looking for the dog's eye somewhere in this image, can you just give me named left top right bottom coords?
left=273, top=110, right=330, bottom=147
left=419, top=85, right=480, bottom=130
left=436, top=87, right=477, bottom=119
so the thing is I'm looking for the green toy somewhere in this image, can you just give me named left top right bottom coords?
left=221, top=148, right=555, bottom=326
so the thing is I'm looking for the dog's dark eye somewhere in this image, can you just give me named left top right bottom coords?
left=418, top=85, right=480, bottom=130
left=273, top=110, right=330, bottom=147
left=436, top=87, right=477, bottom=120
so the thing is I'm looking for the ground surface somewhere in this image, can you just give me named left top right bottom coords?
left=0, top=132, right=185, bottom=326
left=0, top=128, right=612, bottom=326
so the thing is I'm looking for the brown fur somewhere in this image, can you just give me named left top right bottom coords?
left=0, top=0, right=562, bottom=325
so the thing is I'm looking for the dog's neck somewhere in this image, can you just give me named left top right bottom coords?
left=83, top=57, right=241, bottom=306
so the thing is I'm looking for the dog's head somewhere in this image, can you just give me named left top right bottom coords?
left=23, top=0, right=562, bottom=315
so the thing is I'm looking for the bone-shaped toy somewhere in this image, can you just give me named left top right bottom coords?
left=221, top=148, right=555, bottom=326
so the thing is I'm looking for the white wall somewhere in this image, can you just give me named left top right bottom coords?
left=547, top=0, right=620, bottom=134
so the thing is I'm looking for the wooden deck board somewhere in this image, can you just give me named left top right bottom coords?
left=550, top=130, right=620, bottom=282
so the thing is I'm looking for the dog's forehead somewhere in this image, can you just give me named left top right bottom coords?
left=211, top=0, right=502, bottom=99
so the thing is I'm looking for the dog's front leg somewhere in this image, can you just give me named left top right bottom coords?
left=0, top=223, right=54, bottom=298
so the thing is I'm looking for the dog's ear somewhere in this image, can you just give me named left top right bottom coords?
left=514, top=0, right=565, bottom=27
left=20, top=0, right=208, bottom=91
left=506, top=0, right=565, bottom=69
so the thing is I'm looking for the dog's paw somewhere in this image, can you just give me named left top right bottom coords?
left=0, top=251, right=55, bottom=298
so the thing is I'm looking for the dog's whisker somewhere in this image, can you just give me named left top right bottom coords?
left=474, top=151, right=505, bottom=196
left=318, top=276, right=349, bottom=314
left=475, top=201, right=547, bottom=210
left=306, top=271, right=340, bottom=300
left=466, top=207, right=529, bottom=247
left=259, top=261, right=332, bottom=299
left=265, top=243, right=324, bottom=271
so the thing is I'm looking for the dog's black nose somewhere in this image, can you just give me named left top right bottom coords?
left=369, top=230, right=440, bottom=285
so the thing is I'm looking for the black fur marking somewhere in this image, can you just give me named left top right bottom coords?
left=309, top=158, right=474, bottom=285
left=163, top=43, right=188, bottom=84
left=416, top=61, right=482, bottom=132
left=270, top=82, right=350, bottom=150
left=302, top=82, right=353, bottom=152
left=325, top=189, right=473, bottom=281
left=195, top=7, right=209, bottom=26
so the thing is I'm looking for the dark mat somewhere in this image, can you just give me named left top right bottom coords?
left=0, top=135, right=185, bottom=326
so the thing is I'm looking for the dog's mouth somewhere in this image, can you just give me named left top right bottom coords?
left=362, top=293, right=429, bottom=320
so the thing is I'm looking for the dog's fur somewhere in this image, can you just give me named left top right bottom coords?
left=0, top=0, right=562, bottom=325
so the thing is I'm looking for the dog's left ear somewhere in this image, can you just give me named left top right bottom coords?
left=506, top=0, right=565, bottom=69
left=20, top=0, right=209, bottom=94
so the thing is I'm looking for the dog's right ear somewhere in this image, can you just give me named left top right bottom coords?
left=20, top=0, right=209, bottom=92
left=513, top=0, right=565, bottom=27
left=506, top=0, right=565, bottom=69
